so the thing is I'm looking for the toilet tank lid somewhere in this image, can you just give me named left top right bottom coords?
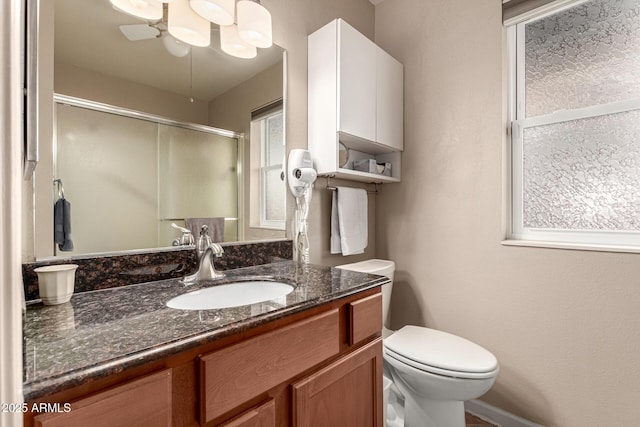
left=336, top=259, right=395, bottom=278
left=384, top=326, right=498, bottom=374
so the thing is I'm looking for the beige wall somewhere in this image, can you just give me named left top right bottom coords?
left=208, top=62, right=283, bottom=132
left=375, top=0, right=640, bottom=426
left=264, top=0, right=378, bottom=265
left=55, top=63, right=209, bottom=125
left=208, top=62, right=285, bottom=242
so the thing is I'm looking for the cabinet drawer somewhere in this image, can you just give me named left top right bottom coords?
left=200, top=309, right=340, bottom=424
left=348, top=293, right=382, bottom=345
left=33, top=370, right=172, bottom=427
left=219, top=399, right=275, bottom=427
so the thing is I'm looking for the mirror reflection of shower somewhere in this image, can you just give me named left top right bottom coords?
left=287, top=149, right=317, bottom=264
left=54, top=97, right=241, bottom=255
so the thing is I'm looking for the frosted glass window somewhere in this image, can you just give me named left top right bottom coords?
left=266, top=113, right=284, bottom=167
left=522, top=110, right=640, bottom=231
left=264, top=168, right=285, bottom=221
left=509, top=0, right=640, bottom=248
left=525, top=0, right=640, bottom=117
left=254, top=109, right=285, bottom=230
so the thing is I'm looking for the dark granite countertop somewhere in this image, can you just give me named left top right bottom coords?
left=23, top=261, right=387, bottom=401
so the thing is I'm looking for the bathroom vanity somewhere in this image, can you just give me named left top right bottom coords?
left=22, top=261, right=386, bottom=426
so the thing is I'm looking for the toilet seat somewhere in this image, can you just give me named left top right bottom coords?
left=383, top=326, right=498, bottom=380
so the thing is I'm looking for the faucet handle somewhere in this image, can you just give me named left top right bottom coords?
left=171, top=223, right=194, bottom=246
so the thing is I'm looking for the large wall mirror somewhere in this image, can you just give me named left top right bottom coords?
left=30, top=0, right=287, bottom=259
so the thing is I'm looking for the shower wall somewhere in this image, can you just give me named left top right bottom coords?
left=55, top=104, right=239, bottom=255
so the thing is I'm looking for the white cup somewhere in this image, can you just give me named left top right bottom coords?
left=34, top=264, right=78, bottom=305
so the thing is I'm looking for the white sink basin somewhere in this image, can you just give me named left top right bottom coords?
left=166, top=281, right=294, bottom=310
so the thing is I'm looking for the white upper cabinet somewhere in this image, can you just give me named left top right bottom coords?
left=338, top=21, right=377, bottom=143
left=308, top=19, right=404, bottom=183
left=376, top=47, right=404, bottom=151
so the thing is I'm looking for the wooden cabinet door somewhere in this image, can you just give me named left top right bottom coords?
left=292, top=338, right=383, bottom=427
left=200, top=310, right=340, bottom=424
left=33, top=370, right=172, bottom=427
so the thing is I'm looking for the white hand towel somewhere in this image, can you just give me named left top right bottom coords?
left=330, top=186, right=368, bottom=255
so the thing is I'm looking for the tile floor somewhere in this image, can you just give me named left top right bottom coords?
left=466, top=412, right=498, bottom=426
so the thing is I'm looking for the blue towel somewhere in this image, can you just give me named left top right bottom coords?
left=54, top=198, right=74, bottom=251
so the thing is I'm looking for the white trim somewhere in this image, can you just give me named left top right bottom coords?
left=465, top=399, right=543, bottom=427
left=504, top=0, right=589, bottom=26
left=502, top=239, right=640, bottom=254
left=507, top=9, right=640, bottom=251
left=514, top=24, right=525, bottom=120
left=256, top=109, right=285, bottom=231
left=510, top=103, right=640, bottom=248
left=1, top=0, right=25, bottom=425
left=513, top=98, right=640, bottom=129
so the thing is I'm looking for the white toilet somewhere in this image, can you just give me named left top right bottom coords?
left=337, top=259, right=498, bottom=427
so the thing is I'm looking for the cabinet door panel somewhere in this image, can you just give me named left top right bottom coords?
left=200, top=309, right=340, bottom=424
left=292, top=338, right=383, bottom=427
left=33, top=370, right=172, bottom=427
left=376, top=47, right=404, bottom=150
left=338, top=20, right=377, bottom=142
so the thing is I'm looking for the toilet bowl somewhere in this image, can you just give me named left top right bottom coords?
left=337, top=259, right=498, bottom=427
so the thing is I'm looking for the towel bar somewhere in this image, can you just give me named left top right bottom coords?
left=325, top=176, right=379, bottom=195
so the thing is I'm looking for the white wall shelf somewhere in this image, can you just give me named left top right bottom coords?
left=320, top=169, right=401, bottom=184
left=308, top=19, right=403, bottom=184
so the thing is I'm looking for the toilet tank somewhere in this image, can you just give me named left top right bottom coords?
left=336, top=259, right=395, bottom=330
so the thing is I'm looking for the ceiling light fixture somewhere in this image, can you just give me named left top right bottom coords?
left=189, top=0, right=235, bottom=26
left=236, top=0, right=272, bottom=48
left=168, top=0, right=211, bottom=47
left=110, top=0, right=163, bottom=21
left=112, top=0, right=273, bottom=59
left=220, top=24, right=257, bottom=59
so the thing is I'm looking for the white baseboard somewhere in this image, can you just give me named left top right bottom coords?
left=465, top=399, right=544, bottom=427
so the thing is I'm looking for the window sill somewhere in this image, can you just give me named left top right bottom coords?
left=251, top=225, right=286, bottom=232
left=501, top=239, right=640, bottom=254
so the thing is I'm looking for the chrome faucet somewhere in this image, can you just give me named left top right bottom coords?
left=182, top=243, right=225, bottom=285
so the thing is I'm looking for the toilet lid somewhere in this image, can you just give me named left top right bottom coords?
left=383, top=326, right=498, bottom=377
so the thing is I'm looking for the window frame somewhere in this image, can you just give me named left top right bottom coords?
left=256, top=109, right=285, bottom=230
left=505, top=2, right=640, bottom=252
